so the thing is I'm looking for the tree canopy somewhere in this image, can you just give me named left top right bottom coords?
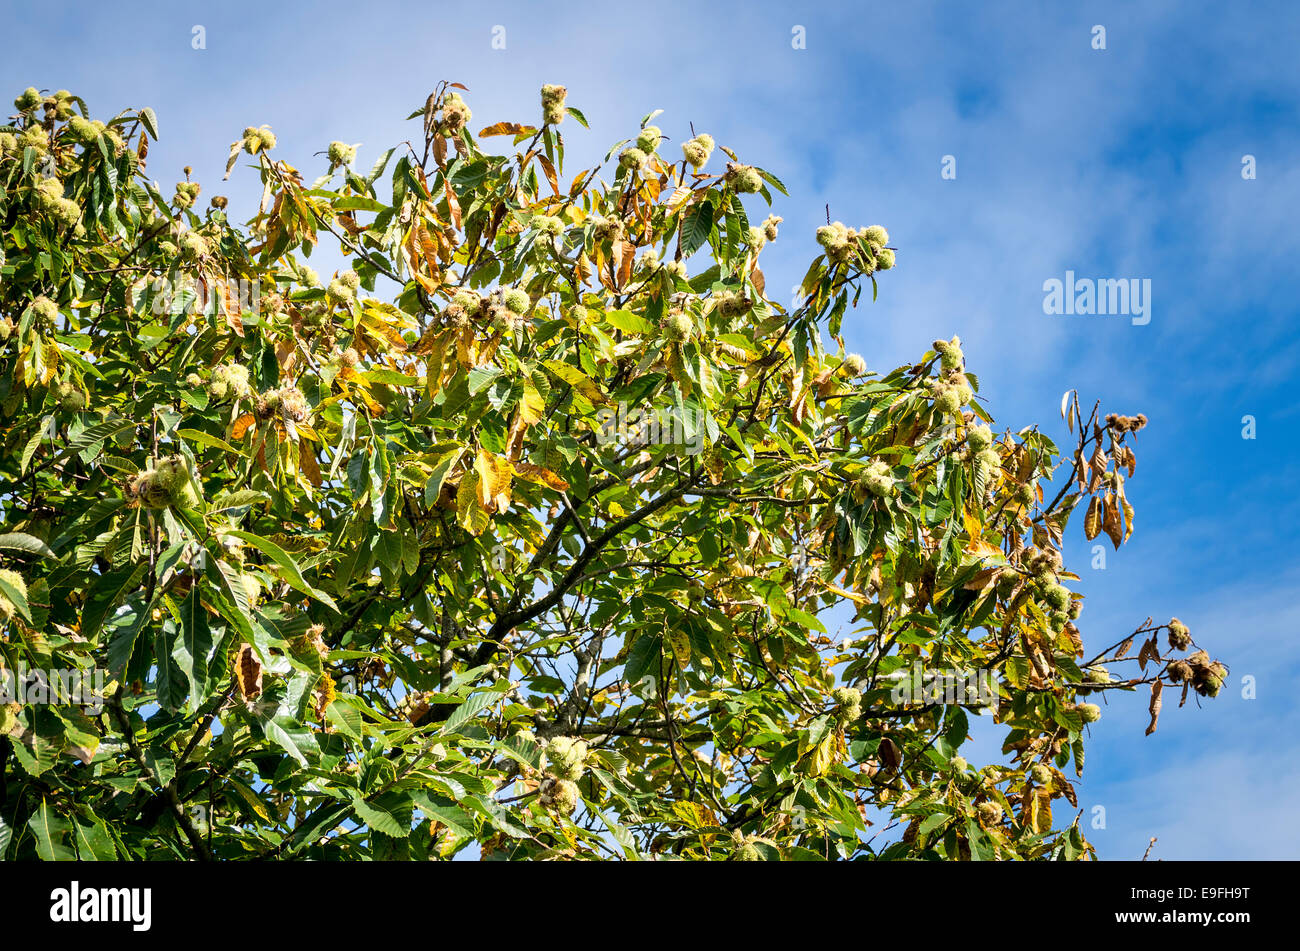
left=0, top=82, right=1224, bottom=860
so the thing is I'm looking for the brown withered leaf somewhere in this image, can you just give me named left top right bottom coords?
left=336, top=212, right=365, bottom=238
left=1145, top=679, right=1163, bottom=736
left=1034, top=788, right=1053, bottom=834
left=1115, top=635, right=1135, bottom=660
left=1060, top=777, right=1079, bottom=809
left=1137, top=635, right=1159, bottom=672
left=275, top=338, right=298, bottom=378
left=299, top=442, right=322, bottom=486
left=597, top=247, right=617, bottom=292
left=422, top=91, right=439, bottom=141
left=574, top=251, right=593, bottom=287
left=443, top=178, right=462, bottom=231
left=1088, top=444, right=1107, bottom=493
left=1102, top=496, right=1124, bottom=549
left=504, top=410, right=529, bottom=463
left=1063, top=623, right=1084, bottom=657
left=235, top=643, right=263, bottom=699
left=1014, top=447, right=1035, bottom=483
left=537, top=153, right=560, bottom=197
left=878, top=736, right=901, bottom=772
left=615, top=239, right=635, bottom=290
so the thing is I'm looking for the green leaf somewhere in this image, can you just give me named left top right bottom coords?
left=0, top=532, right=56, bottom=559
left=412, top=793, right=477, bottom=839
left=72, top=813, right=118, bottom=860
left=440, top=689, right=499, bottom=735
left=943, top=707, right=969, bottom=751
left=19, top=424, right=46, bottom=475
left=177, top=428, right=244, bottom=457
left=154, top=629, right=188, bottom=712
left=105, top=602, right=150, bottom=679
left=595, top=806, right=641, bottom=859
left=28, top=799, right=74, bottom=860
left=350, top=794, right=407, bottom=838
left=172, top=584, right=214, bottom=702
left=58, top=416, right=136, bottom=467
left=605, top=309, right=652, bottom=335
left=680, top=200, right=714, bottom=257
left=919, top=811, right=951, bottom=836
left=624, top=633, right=662, bottom=693
left=224, top=530, right=341, bottom=613
left=82, top=563, right=147, bottom=645
left=139, top=107, right=159, bottom=139
left=263, top=717, right=316, bottom=767
left=207, top=488, right=268, bottom=512
left=326, top=698, right=364, bottom=741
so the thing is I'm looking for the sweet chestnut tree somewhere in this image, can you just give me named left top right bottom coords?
left=0, top=83, right=1224, bottom=860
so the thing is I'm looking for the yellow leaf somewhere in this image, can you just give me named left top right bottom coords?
left=511, top=461, right=570, bottom=492
left=475, top=449, right=513, bottom=511
left=455, top=469, right=490, bottom=535
left=666, top=625, right=690, bottom=670
left=1083, top=496, right=1103, bottom=540
left=519, top=382, right=545, bottom=425
left=1032, top=788, right=1052, bottom=834
left=360, top=316, right=410, bottom=352
left=477, top=121, right=536, bottom=138
left=806, top=731, right=835, bottom=777
left=824, top=583, right=868, bottom=605
left=966, top=539, right=1003, bottom=559
left=542, top=359, right=608, bottom=405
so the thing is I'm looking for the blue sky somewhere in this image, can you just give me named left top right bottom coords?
left=6, top=0, right=1298, bottom=858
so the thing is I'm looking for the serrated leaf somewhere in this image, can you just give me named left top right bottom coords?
left=350, top=794, right=406, bottom=838
left=224, top=530, right=340, bottom=612
left=28, top=799, right=73, bottom=860
left=439, top=689, right=498, bottom=734
left=0, top=533, right=56, bottom=559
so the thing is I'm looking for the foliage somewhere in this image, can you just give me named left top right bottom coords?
left=0, top=83, right=1224, bottom=860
